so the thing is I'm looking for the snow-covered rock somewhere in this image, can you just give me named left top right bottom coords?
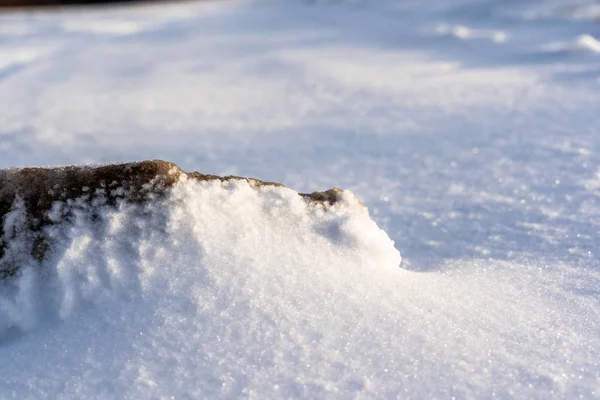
left=0, top=158, right=405, bottom=399
left=0, top=160, right=367, bottom=279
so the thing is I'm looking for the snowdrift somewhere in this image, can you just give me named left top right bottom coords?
left=0, top=160, right=404, bottom=398
left=0, top=160, right=352, bottom=279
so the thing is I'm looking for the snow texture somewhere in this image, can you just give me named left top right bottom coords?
left=1, top=174, right=402, bottom=398
left=1, top=0, right=600, bottom=398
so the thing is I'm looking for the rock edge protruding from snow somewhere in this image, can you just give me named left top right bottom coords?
left=0, top=160, right=346, bottom=279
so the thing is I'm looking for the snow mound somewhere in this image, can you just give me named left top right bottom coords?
left=0, top=160, right=406, bottom=398
left=0, top=160, right=400, bottom=354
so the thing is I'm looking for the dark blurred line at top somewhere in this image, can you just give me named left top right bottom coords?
left=0, top=0, right=172, bottom=8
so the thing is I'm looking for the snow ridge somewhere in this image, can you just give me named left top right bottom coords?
left=0, top=168, right=400, bottom=337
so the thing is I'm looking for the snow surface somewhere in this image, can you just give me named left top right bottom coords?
left=1, top=178, right=402, bottom=398
left=1, top=0, right=600, bottom=398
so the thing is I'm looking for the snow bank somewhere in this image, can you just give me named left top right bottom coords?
left=0, top=160, right=354, bottom=278
left=0, top=160, right=405, bottom=397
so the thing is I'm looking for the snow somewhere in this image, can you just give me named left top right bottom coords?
left=574, top=34, right=600, bottom=53
left=1, top=177, right=402, bottom=396
left=1, top=177, right=402, bottom=398
left=1, top=0, right=600, bottom=398
left=433, top=24, right=507, bottom=43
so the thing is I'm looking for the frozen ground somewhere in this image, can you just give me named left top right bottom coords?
left=1, top=0, right=600, bottom=398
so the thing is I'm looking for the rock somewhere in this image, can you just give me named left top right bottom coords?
left=0, top=160, right=343, bottom=279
